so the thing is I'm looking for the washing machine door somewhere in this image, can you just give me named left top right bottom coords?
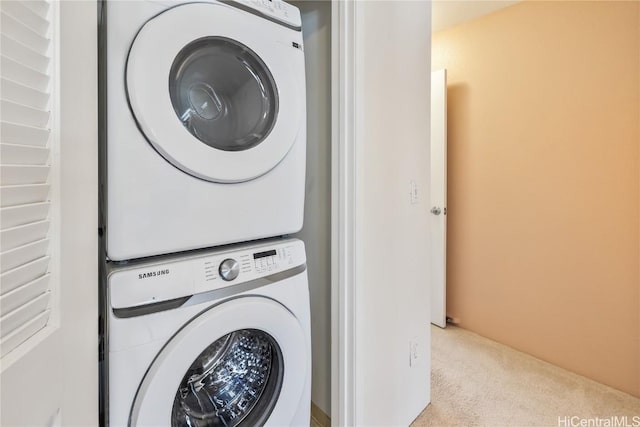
left=126, top=2, right=303, bottom=183
left=130, top=297, right=308, bottom=426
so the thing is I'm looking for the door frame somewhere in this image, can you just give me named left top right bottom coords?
left=331, top=0, right=357, bottom=425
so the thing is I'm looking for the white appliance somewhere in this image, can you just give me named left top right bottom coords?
left=106, top=238, right=311, bottom=426
left=104, top=0, right=307, bottom=261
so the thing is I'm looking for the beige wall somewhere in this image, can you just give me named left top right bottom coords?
left=433, top=1, right=640, bottom=397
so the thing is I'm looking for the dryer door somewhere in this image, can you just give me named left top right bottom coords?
left=126, top=2, right=303, bottom=183
left=130, top=297, right=308, bottom=426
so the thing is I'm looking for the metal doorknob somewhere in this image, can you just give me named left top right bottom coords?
left=431, top=207, right=442, bottom=215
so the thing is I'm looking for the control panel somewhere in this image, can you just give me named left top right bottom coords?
left=236, top=0, right=302, bottom=29
left=147, top=0, right=302, bottom=31
left=109, top=239, right=306, bottom=309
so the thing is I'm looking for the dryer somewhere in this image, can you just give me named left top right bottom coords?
left=106, top=238, right=311, bottom=426
left=103, top=0, right=306, bottom=261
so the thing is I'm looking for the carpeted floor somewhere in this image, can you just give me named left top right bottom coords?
left=412, top=325, right=640, bottom=427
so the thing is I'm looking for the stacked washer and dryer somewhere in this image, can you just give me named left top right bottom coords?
left=100, top=1, right=311, bottom=426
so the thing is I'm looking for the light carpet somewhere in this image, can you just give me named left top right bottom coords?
left=412, top=325, right=640, bottom=427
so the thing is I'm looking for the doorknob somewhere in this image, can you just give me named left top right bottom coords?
left=431, top=207, right=442, bottom=215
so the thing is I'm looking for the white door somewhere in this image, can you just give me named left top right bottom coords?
left=126, top=3, right=303, bottom=183
left=430, top=69, right=447, bottom=328
left=0, top=1, right=98, bottom=425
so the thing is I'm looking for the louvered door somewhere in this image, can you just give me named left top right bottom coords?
left=1, top=1, right=98, bottom=425
left=0, top=0, right=52, bottom=357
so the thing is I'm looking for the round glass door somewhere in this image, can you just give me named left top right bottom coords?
left=130, top=297, right=308, bottom=426
left=169, top=37, right=278, bottom=152
left=171, top=329, right=283, bottom=427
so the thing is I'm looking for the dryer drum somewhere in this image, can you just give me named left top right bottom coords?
left=171, top=329, right=284, bottom=426
left=168, top=37, right=279, bottom=153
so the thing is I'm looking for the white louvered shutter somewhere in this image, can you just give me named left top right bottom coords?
left=0, top=0, right=53, bottom=357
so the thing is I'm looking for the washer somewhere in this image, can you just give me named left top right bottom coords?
left=103, top=0, right=306, bottom=261
left=106, top=238, right=311, bottom=426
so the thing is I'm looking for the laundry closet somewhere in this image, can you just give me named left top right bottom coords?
left=98, top=1, right=317, bottom=425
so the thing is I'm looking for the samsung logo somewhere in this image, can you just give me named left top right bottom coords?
left=138, top=269, right=170, bottom=280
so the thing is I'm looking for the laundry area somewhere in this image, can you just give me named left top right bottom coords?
left=1, top=1, right=639, bottom=426
left=101, top=1, right=313, bottom=425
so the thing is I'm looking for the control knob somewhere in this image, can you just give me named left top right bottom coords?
left=219, top=258, right=240, bottom=281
